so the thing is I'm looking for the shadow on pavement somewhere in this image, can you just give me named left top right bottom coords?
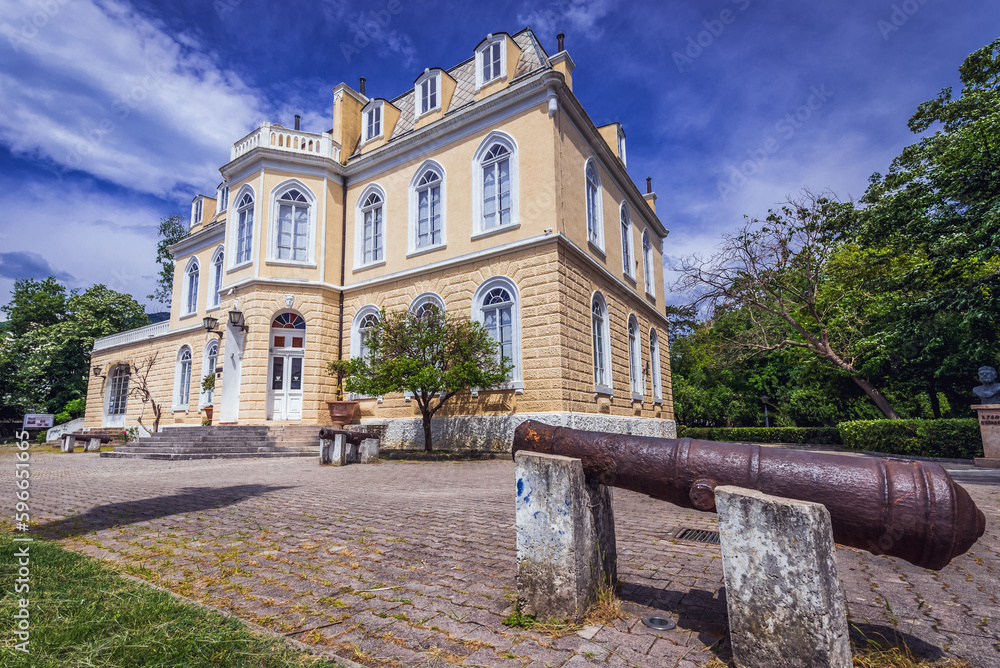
left=34, top=484, right=294, bottom=538
left=619, top=582, right=728, bottom=650
left=848, top=622, right=947, bottom=661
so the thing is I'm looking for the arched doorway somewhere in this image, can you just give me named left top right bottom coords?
left=267, top=312, right=305, bottom=420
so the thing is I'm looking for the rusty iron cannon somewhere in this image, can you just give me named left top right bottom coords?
left=512, top=421, right=986, bottom=570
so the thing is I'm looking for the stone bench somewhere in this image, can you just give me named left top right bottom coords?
left=318, top=429, right=379, bottom=466
left=61, top=433, right=113, bottom=453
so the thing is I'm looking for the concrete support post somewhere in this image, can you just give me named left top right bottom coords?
left=359, top=438, right=379, bottom=464
left=85, top=438, right=102, bottom=452
left=716, top=486, right=851, bottom=668
left=320, top=434, right=346, bottom=466
left=514, top=451, right=616, bottom=620
left=61, top=434, right=75, bottom=453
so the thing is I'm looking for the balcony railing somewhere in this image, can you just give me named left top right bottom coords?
left=231, top=122, right=341, bottom=162
left=93, top=321, right=170, bottom=352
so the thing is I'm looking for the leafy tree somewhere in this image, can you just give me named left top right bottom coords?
left=675, top=190, right=901, bottom=419
left=858, top=37, right=1000, bottom=383
left=148, top=214, right=188, bottom=306
left=339, top=305, right=512, bottom=452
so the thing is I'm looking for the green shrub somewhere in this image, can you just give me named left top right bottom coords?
left=838, top=418, right=982, bottom=459
left=54, top=411, right=72, bottom=425
left=676, top=426, right=841, bottom=444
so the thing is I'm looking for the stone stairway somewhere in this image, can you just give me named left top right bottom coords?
left=100, top=425, right=323, bottom=460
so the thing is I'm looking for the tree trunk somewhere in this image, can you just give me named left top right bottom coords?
left=421, top=411, right=433, bottom=453
left=929, top=381, right=942, bottom=419
left=851, top=376, right=901, bottom=419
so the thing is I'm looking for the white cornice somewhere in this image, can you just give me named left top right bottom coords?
left=169, top=222, right=226, bottom=256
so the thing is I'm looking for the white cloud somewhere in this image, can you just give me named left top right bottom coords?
left=0, top=0, right=285, bottom=198
left=518, top=0, right=615, bottom=42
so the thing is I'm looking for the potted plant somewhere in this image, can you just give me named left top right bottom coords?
left=326, top=359, right=359, bottom=425
left=201, top=373, right=216, bottom=424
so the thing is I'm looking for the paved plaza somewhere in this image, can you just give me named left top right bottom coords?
left=4, top=448, right=999, bottom=667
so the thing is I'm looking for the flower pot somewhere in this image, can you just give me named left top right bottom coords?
left=326, top=400, right=359, bottom=425
left=204, top=406, right=214, bottom=425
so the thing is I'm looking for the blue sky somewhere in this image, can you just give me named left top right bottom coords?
left=0, top=0, right=997, bottom=315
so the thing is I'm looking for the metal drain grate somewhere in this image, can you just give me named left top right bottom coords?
left=675, top=528, right=720, bottom=544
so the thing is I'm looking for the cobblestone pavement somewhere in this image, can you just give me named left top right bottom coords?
left=3, top=449, right=998, bottom=667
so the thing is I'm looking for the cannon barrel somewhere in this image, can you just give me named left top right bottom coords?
left=512, top=421, right=986, bottom=570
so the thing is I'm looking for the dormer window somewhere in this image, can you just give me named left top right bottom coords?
left=191, top=197, right=203, bottom=227
left=617, top=126, right=627, bottom=167
left=363, top=101, right=383, bottom=143
left=476, top=34, right=506, bottom=89
left=217, top=184, right=229, bottom=212
left=416, top=70, right=439, bottom=117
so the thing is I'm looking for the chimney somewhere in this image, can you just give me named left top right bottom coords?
left=557, top=32, right=565, bottom=52
left=359, top=77, right=366, bottom=96
left=294, top=114, right=301, bottom=131
left=646, top=177, right=652, bottom=194
left=643, top=177, right=657, bottom=213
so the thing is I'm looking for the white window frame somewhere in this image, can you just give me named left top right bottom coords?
left=642, top=229, right=655, bottom=298
left=620, top=202, right=635, bottom=281
left=650, top=328, right=663, bottom=403
left=362, top=100, right=384, bottom=145
left=231, top=186, right=255, bottom=268
left=472, top=276, right=522, bottom=392
left=592, top=291, right=613, bottom=396
left=585, top=159, right=604, bottom=251
left=173, top=346, right=193, bottom=412
left=475, top=34, right=507, bottom=90
left=268, top=180, right=316, bottom=265
left=617, top=126, right=627, bottom=167
left=217, top=183, right=229, bottom=212
left=355, top=184, right=386, bottom=269
left=182, top=257, right=199, bottom=317
left=415, top=69, right=441, bottom=118
left=191, top=196, right=203, bottom=228
left=410, top=292, right=445, bottom=318
left=472, top=131, right=519, bottom=238
left=628, top=314, right=643, bottom=400
left=105, top=363, right=130, bottom=418
left=210, top=246, right=224, bottom=308
left=408, top=160, right=446, bottom=256
left=349, top=305, right=382, bottom=401
left=199, top=339, right=218, bottom=409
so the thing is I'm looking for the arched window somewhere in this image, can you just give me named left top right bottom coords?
left=211, top=247, right=224, bottom=308
left=200, top=339, right=218, bottom=408
left=650, top=328, right=662, bottom=402
left=642, top=230, right=655, bottom=297
left=272, top=184, right=313, bottom=262
left=411, top=163, right=445, bottom=252
left=473, top=277, right=521, bottom=387
left=621, top=202, right=634, bottom=279
left=174, top=346, right=193, bottom=410
left=352, top=307, right=381, bottom=362
left=106, top=364, right=129, bottom=416
left=357, top=186, right=385, bottom=266
left=585, top=160, right=603, bottom=248
left=628, top=315, right=643, bottom=397
left=592, top=293, right=612, bottom=391
left=183, top=259, right=199, bottom=315
left=410, top=292, right=445, bottom=320
left=235, top=189, right=255, bottom=265
left=473, top=132, right=518, bottom=235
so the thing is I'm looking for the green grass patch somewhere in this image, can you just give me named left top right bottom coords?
left=0, top=532, right=338, bottom=667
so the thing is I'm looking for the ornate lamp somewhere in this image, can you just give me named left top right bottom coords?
left=92, top=364, right=103, bottom=377
left=228, top=309, right=248, bottom=333
left=203, top=315, right=224, bottom=341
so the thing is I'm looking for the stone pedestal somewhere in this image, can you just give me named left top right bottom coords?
left=319, top=434, right=346, bottom=466
left=85, top=437, right=102, bottom=452
left=514, top=451, right=616, bottom=620
left=61, top=434, right=75, bottom=453
left=359, top=438, right=379, bottom=464
left=972, top=404, right=1000, bottom=468
left=716, top=486, right=851, bottom=668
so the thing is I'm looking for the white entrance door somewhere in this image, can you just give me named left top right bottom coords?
left=103, top=364, right=129, bottom=428
left=267, top=312, right=306, bottom=421
left=220, top=324, right=244, bottom=423
left=268, top=353, right=303, bottom=420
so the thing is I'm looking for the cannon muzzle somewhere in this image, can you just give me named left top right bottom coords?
left=512, top=421, right=986, bottom=570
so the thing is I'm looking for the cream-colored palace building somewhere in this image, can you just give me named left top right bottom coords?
left=85, top=28, right=676, bottom=449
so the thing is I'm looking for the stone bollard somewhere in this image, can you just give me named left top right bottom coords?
left=514, top=451, right=616, bottom=620
left=319, top=434, right=347, bottom=466
left=716, top=486, right=851, bottom=668
left=85, top=438, right=102, bottom=453
left=359, top=438, right=379, bottom=464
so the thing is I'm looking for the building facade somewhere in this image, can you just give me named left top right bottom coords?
left=85, top=28, right=676, bottom=449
